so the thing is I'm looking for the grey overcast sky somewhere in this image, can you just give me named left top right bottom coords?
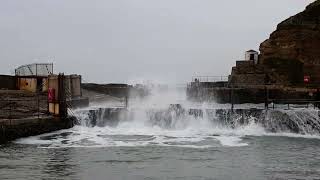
left=0, top=0, right=314, bottom=84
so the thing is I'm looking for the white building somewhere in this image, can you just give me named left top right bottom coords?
left=245, top=50, right=259, bottom=65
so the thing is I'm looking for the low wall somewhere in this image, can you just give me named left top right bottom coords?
left=0, top=116, right=75, bottom=144
left=82, top=83, right=130, bottom=98
left=0, top=75, right=16, bottom=90
left=187, top=85, right=317, bottom=104
left=70, top=97, right=89, bottom=109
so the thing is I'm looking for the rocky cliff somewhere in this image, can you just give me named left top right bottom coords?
left=260, top=1, right=320, bottom=66
left=229, top=1, right=320, bottom=86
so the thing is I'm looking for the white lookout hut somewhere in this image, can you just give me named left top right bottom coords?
left=245, top=50, right=259, bottom=65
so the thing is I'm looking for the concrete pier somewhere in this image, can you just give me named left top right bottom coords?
left=0, top=116, right=75, bottom=144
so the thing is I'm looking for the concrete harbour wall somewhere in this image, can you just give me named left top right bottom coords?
left=0, top=116, right=75, bottom=144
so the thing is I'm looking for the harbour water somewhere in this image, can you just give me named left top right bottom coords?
left=1, top=87, right=320, bottom=180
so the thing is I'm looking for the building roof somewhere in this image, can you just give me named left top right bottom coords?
left=246, top=49, right=258, bottom=53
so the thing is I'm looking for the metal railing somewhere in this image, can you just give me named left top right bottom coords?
left=192, top=76, right=228, bottom=83
left=267, top=99, right=320, bottom=110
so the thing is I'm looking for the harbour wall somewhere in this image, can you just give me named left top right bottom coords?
left=0, top=116, right=75, bottom=144
left=76, top=106, right=320, bottom=135
left=186, top=83, right=319, bottom=104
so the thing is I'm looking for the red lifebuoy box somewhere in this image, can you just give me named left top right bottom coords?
left=48, top=88, right=55, bottom=103
left=304, top=76, right=311, bottom=83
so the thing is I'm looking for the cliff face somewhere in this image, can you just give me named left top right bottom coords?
left=229, top=1, right=320, bottom=86
left=260, top=1, right=320, bottom=65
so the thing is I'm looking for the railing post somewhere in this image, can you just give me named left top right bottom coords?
left=231, top=87, right=234, bottom=111
left=273, top=101, right=275, bottom=109
left=9, top=102, right=12, bottom=120
left=37, top=93, right=40, bottom=119
left=125, top=96, right=128, bottom=109
left=264, top=86, right=269, bottom=110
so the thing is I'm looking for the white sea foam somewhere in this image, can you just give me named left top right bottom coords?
left=15, top=121, right=320, bottom=149
left=15, top=123, right=261, bottom=148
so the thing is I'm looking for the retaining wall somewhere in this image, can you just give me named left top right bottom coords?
left=0, top=116, right=75, bottom=144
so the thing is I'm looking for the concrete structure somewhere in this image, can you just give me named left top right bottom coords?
left=228, top=50, right=267, bottom=86
left=48, top=74, right=88, bottom=114
left=245, top=50, right=259, bottom=65
left=16, top=77, right=38, bottom=92
left=0, top=86, right=74, bottom=144
left=187, top=49, right=319, bottom=103
left=47, top=74, right=68, bottom=117
left=0, top=63, right=88, bottom=144
left=65, top=74, right=82, bottom=98
left=81, top=106, right=320, bottom=134
left=0, top=116, right=75, bottom=144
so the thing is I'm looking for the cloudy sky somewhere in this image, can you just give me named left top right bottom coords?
left=0, top=0, right=314, bottom=84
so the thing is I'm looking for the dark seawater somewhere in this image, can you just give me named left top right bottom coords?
left=1, top=132, right=320, bottom=180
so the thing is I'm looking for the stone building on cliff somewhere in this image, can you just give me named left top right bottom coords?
left=229, top=0, right=320, bottom=87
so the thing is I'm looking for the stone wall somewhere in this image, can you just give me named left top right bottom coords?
left=229, top=60, right=267, bottom=86
left=187, top=85, right=316, bottom=104
left=229, top=74, right=266, bottom=86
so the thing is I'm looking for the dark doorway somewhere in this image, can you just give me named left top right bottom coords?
left=250, top=54, right=255, bottom=61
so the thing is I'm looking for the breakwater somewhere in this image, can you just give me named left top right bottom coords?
left=75, top=105, right=320, bottom=135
